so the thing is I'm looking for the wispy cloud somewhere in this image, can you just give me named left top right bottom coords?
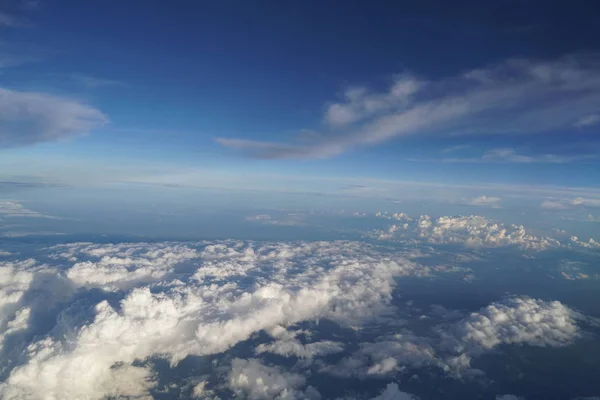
left=575, top=113, right=600, bottom=128
left=541, top=197, right=600, bottom=210
left=411, top=148, right=596, bottom=164
left=0, top=12, right=25, bottom=28
left=0, top=87, right=108, bottom=148
left=70, top=74, right=128, bottom=88
left=441, top=144, right=471, bottom=154
left=218, top=54, right=600, bottom=159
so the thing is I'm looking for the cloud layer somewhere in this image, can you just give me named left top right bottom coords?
left=0, top=239, right=595, bottom=399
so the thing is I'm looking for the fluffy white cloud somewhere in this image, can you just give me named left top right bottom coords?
left=228, top=358, right=318, bottom=400
left=0, top=240, right=592, bottom=399
left=569, top=236, right=600, bottom=249
left=446, top=297, right=581, bottom=357
left=217, top=54, right=600, bottom=159
left=0, top=87, right=107, bottom=147
left=51, top=242, right=199, bottom=290
left=327, top=296, right=586, bottom=380
left=372, top=214, right=559, bottom=250
left=324, top=333, right=439, bottom=378
left=256, top=326, right=344, bottom=359
left=0, top=240, right=433, bottom=399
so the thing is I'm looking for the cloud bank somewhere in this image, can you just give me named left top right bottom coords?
left=0, top=239, right=594, bottom=399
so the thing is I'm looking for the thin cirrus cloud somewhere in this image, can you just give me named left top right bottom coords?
left=70, top=74, right=129, bottom=88
left=416, top=148, right=598, bottom=164
left=0, top=87, right=108, bottom=148
left=217, top=53, right=600, bottom=159
left=541, top=197, right=600, bottom=210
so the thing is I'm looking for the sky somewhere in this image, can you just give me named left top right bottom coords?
left=1, top=0, right=600, bottom=237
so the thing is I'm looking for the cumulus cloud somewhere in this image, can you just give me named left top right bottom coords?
left=323, top=332, right=440, bottom=378
left=256, top=325, right=344, bottom=359
left=0, top=240, right=434, bottom=399
left=51, top=242, right=199, bottom=291
left=0, top=239, right=593, bottom=399
left=0, top=87, right=107, bottom=147
left=228, top=358, right=317, bottom=400
left=444, top=297, right=582, bottom=359
left=326, top=296, right=586, bottom=380
left=217, top=54, right=600, bottom=159
left=371, top=213, right=559, bottom=250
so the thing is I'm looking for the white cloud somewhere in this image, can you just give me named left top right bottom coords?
left=1, top=240, right=434, bottom=399
left=327, top=296, right=587, bottom=380
left=569, top=236, right=600, bottom=249
left=51, top=242, right=199, bottom=291
left=0, top=239, right=595, bottom=398
left=445, top=297, right=581, bottom=357
left=256, top=326, right=344, bottom=359
left=541, top=200, right=569, bottom=210
left=571, top=197, right=600, bottom=208
left=541, top=197, right=600, bottom=210
left=0, top=87, right=107, bottom=147
left=468, top=195, right=501, bottom=207
left=0, top=201, right=53, bottom=218
left=372, top=214, right=559, bottom=250
left=324, top=333, right=440, bottom=378
left=217, top=54, right=600, bottom=159
left=496, top=396, right=523, bottom=400
left=369, top=383, right=418, bottom=400
left=228, top=358, right=315, bottom=400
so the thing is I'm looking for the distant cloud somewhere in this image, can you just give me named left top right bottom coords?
left=218, top=54, right=600, bottom=159
left=412, top=148, right=597, bottom=164
left=0, top=201, right=54, bottom=218
left=371, top=214, right=560, bottom=250
left=575, top=113, right=600, bottom=127
left=541, top=200, right=569, bottom=210
left=70, top=74, right=128, bottom=88
left=0, top=12, right=25, bottom=27
left=468, top=195, right=501, bottom=207
left=0, top=87, right=107, bottom=148
left=228, top=358, right=313, bottom=400
left=541, top=197, right=600, bottom=210
left=441, top=144, right=471, bottom=154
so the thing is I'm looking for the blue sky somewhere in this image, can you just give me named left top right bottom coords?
left=1, top=0, right=600, bottom=201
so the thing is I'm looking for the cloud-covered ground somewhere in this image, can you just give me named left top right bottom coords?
left=0, top=234, right=598, bottom=400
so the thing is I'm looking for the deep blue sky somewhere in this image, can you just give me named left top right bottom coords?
left=1, top=0, right=600, bottom=191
